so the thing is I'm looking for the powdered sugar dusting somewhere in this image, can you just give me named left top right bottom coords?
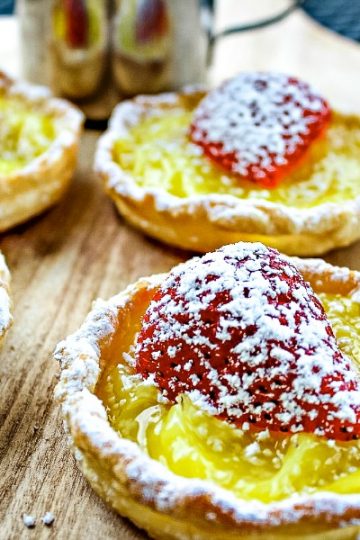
left=136, top=242, right=360, bottom=439
left=54, top=267, right=360, bottom=532
left=95, top=88, right=360, bottom=255
left=190, top=72, right=330, bottom=184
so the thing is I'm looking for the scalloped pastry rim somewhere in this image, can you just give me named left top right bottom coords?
left=54, top=255, right=360, bottom=538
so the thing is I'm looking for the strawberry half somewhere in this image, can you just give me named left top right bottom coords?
left=189, top=73, right=331, bottom=188
left=136, top=243, right=360, bottom=441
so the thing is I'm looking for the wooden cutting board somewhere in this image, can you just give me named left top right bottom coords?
left=1, top=2, right=360, bottom=538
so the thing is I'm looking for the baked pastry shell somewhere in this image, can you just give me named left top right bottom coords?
left=95, top=89, right=360, bottom=256
left=0, top=72, right=84, bottom=232
left=55, top=257, right=360, bottom=539
left=0, top=251, right=12, bottom=345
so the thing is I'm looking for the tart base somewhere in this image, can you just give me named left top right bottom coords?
left=0, top=72, right=83, bottom=232
left=96, top=90, right=360, bottom=256
left=110, top=193, right=360, bottom=256
left=55, top=257, right=360, bottom=539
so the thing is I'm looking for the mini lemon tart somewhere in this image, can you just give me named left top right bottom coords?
left=95, top=72, right=360, bottom=256
left=0, top=71, right=83, bottom=232
left=0, top=251, right=12, bottom=345
left=55, top=243, right=360, bottom=539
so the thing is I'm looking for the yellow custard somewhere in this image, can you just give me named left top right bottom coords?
left=97, top=293, right=360, bottom=503
left=0, top=97, right=55, bottom=175
left=113, top=108, right=360, bottom=209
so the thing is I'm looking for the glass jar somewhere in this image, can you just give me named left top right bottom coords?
left=18, top=0, right=303, bottom=120
left=50, top=0, right=109, bottom=100
left=18, top=0, right=113, bottom=120
left=111, top=0, right=208, bottom=96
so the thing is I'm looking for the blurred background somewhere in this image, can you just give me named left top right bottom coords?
left=1, top=0, right=360, bottom=122
left=0, top=0, right=13, bottom=15
left=2, top=1, right=360, bottom=40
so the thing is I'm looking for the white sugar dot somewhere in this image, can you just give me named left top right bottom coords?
left=23, top=515, right=36, bottom=528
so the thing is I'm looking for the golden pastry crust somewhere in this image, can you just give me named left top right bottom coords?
left=55, top=257, right=360, bottom=539
left=95, top=89, right=360, bottom=256
left=0, top=72, right=83, bottom=232
left=0, top=251, right=12, bottom=345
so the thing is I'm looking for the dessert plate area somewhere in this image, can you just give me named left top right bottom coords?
left=1, top=1, right=360, bottom=539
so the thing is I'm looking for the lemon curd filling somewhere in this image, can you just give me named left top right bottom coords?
left=113, top=106, right=360, bottom=208
left=97, top=293, right=360, bottom=503
left=0, top=97, right=56, bottom=175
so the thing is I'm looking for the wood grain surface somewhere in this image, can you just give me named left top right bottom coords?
left=1, top=2, right=360, bottom=539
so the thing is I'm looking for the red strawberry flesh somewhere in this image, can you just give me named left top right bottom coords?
left=189, top=73, right=331, bottom=188
left=136, top=243, right=360, bottom=441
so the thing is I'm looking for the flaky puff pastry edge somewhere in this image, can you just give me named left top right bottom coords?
left=55, top=255, right=360, bottom=540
